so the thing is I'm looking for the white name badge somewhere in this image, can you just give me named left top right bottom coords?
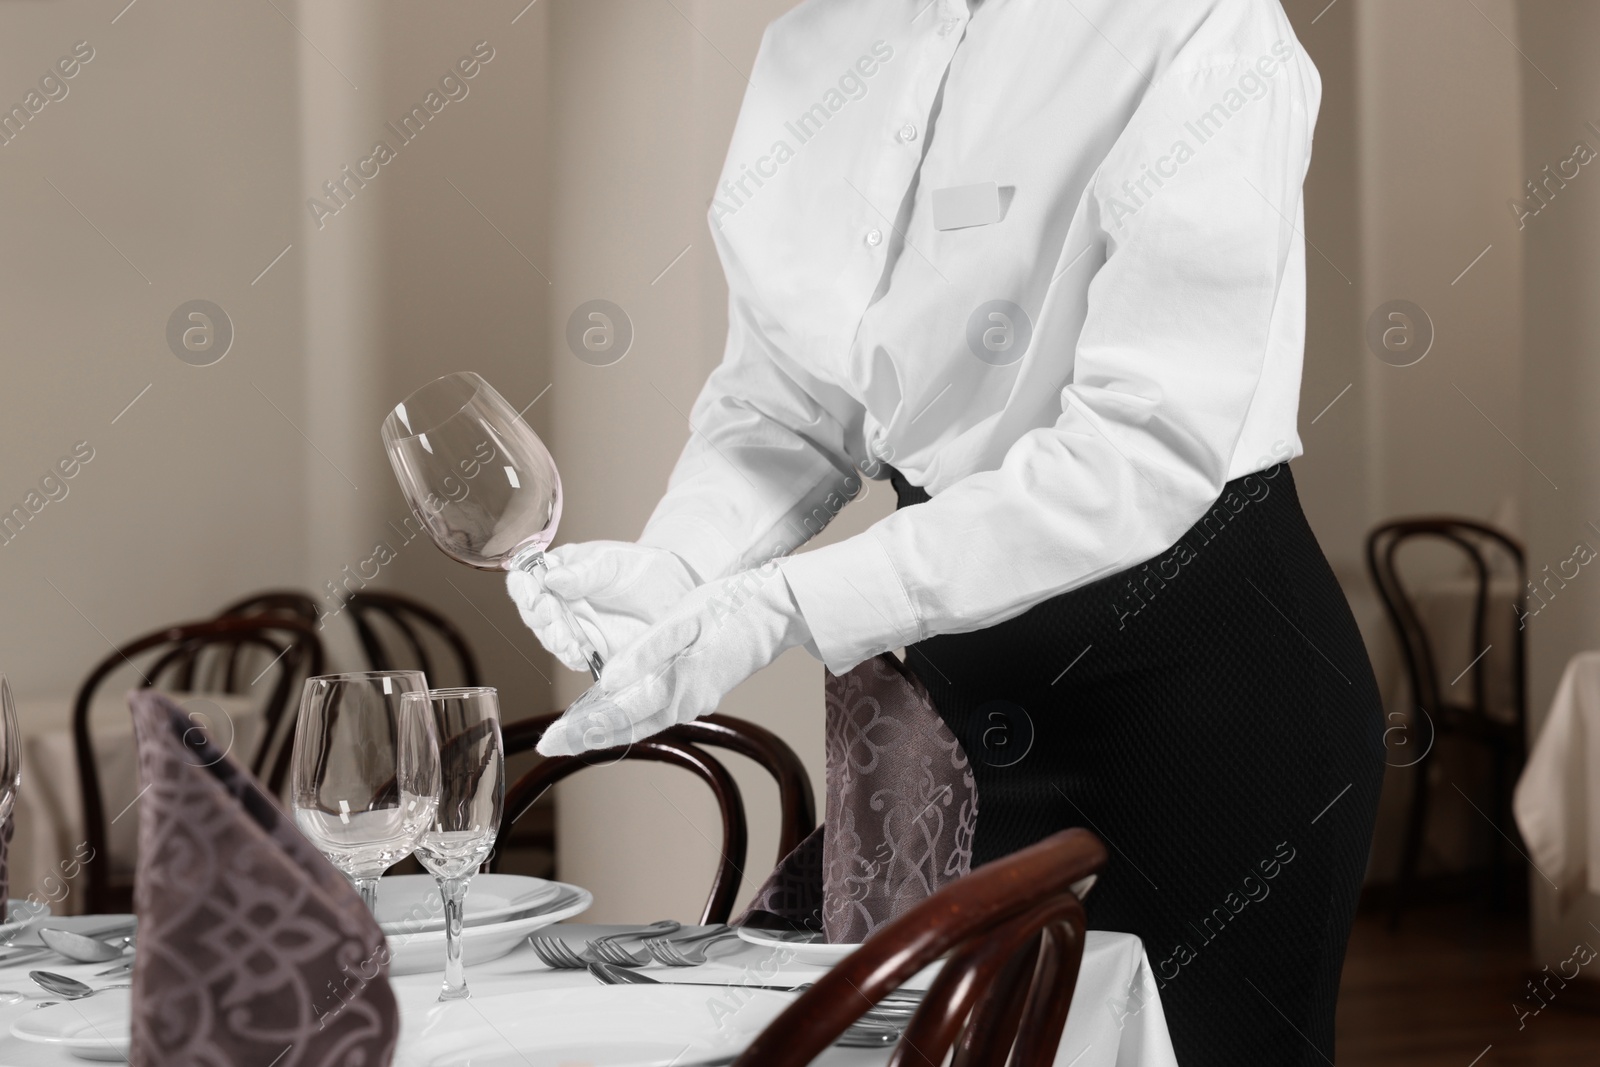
left=931, top=181, right=1002, bottom=231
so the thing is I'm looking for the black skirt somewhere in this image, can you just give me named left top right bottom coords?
left=893, top=463, right=1384, bottom=1066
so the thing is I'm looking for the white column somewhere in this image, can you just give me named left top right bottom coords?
left=296, top=0, right=387, bottom=667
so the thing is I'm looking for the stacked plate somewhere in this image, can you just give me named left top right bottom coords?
left=380, top=873, right=592, bottom=975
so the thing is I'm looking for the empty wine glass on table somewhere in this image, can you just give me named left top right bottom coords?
left=403, top=687, right=504, bottom=1001
left=381, top=371, right=605, bottom=679
left=290, top=671, right=441, bottom=915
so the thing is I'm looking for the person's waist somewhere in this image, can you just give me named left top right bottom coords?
left=889, top=463, right=1297, bottom=512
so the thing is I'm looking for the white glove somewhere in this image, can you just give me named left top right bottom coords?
left=506, top=541, right=700, bottom=673
left=536, top=562, right=809, bottom=756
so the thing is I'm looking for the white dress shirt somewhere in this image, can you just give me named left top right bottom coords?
left=639, top=0, right=1320, bottom=674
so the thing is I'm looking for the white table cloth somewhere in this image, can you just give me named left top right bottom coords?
left=0, top=918, right=1178, bottom=1066
left=1514, top=650, right=1600, bottom=909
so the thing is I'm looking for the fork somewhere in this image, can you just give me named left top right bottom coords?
left=529, top=921, right=678, bottom=970
left=642, top=926, right=737, bottom=966
left=530, top=937, right=651, bottom=969
left=528, top=936, right=588, bottom=970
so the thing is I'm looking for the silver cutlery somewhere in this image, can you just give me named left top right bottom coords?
left=28, top=971, right=131, bottom=1000
left=528, top=937, right=587, bottom=970
left=0, top=923, right=135, bottom=968
left=94, top=961, right=134, bottom=978
left=642, top=926, right=737, bottom=967
left=585, top=962, right=907, bottom=1047
left=585, top=939, right=652, bottom=968
left=38, top=927, right=132, bottom=964
left=529, top=921, right=680, bottom=970
left=529, top=935, right=652, bottom=969
left=590, top=920, right=679, bottom=946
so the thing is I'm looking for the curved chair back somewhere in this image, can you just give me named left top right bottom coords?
left=1366, top=518, right=1527, bottom=729
left=74, top=615, right=323, bottom=913
left=216, top=590, right=322, bottom=625
left=500, top=712, right=815, bottom=857
left=498, top=735, right=747, bottom=922
left=343, top=591, right=481, bottom=687
left=495, top=713, right=816, bottom=923
left=736, top=827, right=1107, bottom=1067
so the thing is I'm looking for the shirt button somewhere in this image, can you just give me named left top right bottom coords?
left=938, top=17, right=961, bottom=36
left=899, top=123, right=918, bottom=143
left=865, top=229, right=884, bottom=247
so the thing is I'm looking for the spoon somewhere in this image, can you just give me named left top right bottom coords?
left=38, top=927, right=131, bottom=964
left=28, top=971, right=130, bottom=1000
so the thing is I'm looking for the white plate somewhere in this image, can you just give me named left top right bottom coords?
left=11, top=988, right=131, bottom=1061
left=0, top=900, right=50, bottom=944
left=376, top=874, right=560, bottom=936
left=386, top=882, right=592, bottom=976
left=396, top=985, right=792, bottom=1066
left=735, top=926, right=857, bottom=965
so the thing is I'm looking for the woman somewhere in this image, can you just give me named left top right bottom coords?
left=509, top=0, right=1384, bottom=1062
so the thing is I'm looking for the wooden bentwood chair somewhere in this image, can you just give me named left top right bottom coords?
left=1367, top=517, right=1528, bottom=926
left=494, top=712, right=817, bottom=924
left=343, top=591, right=482, bottom=688
left=736, top=828, right=1108, bottom=1067
left=74, top=615, right=323, bottom=913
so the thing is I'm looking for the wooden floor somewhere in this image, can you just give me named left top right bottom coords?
left=1336, top=904, right=1600, bottom=1064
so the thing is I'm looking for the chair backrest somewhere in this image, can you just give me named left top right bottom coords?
left=496, top=734, right=748, bottom=923
left=501, top=711, right=816, bottom=858
left=735, top=828, right=1107, bottom=1067
left=495, top=712, right=816, bottom=923
left=74, top=615, right=323, bottom=913
left=1366, top=518, right=1527, bottom=727
left=342, top=591, right=481, bottom=687
left=215, top=590, right=322, bottom=625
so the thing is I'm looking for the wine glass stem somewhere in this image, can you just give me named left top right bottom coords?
left=439, top=876, right=471, bottom=1001
left=353, top=876, right=380, bottom=917
left=515, top=550, right=605, bottom=680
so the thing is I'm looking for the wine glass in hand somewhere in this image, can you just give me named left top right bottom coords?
left=404, top=687, right=503, bottom=1001
left=290, top=671, right=441, bottom=915
left=382, top=371, right=604, bottom=678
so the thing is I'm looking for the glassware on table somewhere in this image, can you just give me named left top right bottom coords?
left=381, top=371, right=605, bottom=679
left=290, top=671, right=441, bottom=915
left=0, top=675, right=21, bottom=834
left=403, top=687, right=504, bottom=1001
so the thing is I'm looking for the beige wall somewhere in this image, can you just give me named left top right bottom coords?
left=0, top=1, right=308, bottom=697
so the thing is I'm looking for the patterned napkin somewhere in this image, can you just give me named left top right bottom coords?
left=127, top=690, right=398, bottom=1067
left=739, top=653, right=978, bottom=943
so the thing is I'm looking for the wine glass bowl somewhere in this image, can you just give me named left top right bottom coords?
left=382, top=371, right=604, bottom=678
left=290, top=671, right=441, bottom=913
left=382, top=372, right=563, bottom=572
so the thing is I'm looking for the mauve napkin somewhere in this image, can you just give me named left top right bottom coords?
left=740, top=653, right=978, bottom=943
left=128, top=690, right=398, bottom=1067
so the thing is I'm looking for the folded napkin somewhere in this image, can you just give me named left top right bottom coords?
left=740, top=653, right=978, bottom=942
left=127, top=690, right=398, bottom=1067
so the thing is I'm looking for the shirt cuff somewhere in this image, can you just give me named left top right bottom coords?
left=778, top=532, right=921, bottom=675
